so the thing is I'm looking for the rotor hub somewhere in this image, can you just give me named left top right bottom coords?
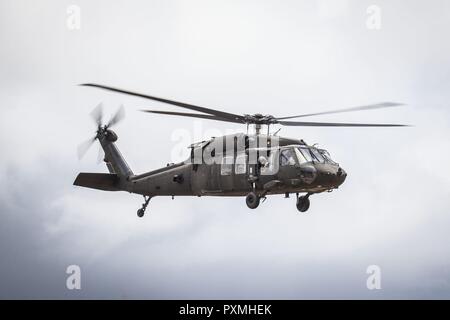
left=243, top=114, right=277, bottom=125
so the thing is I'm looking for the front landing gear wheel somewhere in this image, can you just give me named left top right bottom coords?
left=246, top=192, right=260, bottom=209
left=137, top=208, right=145, bottom=218
left=296, top=195, right=310, bottom=212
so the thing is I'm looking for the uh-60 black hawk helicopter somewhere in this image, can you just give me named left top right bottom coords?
left=74, top=84, right=408, bottom=217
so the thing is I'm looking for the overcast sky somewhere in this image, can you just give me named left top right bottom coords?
left=1, top=0, right=450, bottom=299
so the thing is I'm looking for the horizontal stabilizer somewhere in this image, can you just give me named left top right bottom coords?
left=73, top=173, right=120, bottom=191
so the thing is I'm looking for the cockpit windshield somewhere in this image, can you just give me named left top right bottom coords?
left=310, top=148, right=325, bottom=163
left=293, top=146, right=336, bottom=164
left=318, top=149, right=337, bottom=164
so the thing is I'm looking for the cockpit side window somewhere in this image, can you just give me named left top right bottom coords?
left=280, top=149, right=296, bottom=166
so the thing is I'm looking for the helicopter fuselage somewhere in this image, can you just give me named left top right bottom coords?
left=127, top=134, right=347, bottom=198
left=74, top=131, right=347, bottom=216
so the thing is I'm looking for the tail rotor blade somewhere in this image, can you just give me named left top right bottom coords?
left=77, top=136, right=96, bottom=160
left=90, top=103, right=103, bottom=127
left=107, top=104, right=125, bottom=128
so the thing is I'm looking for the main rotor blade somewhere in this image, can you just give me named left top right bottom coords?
left=80, top=83, right=245, bottom=123
left=90, top=103, right=103, bottom=127
left=278, top=120, right=410, bottom=127
left=107, top=104, right=125, bottom=128
left=276, top=102, right=404, bottom=120
left=141, top=110, right=244, bottom=124
left=77, top=136, right=96, bottom=159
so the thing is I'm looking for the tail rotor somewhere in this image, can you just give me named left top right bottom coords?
left=77, top=104, right=125, bottom=162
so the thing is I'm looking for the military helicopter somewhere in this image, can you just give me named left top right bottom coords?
left=74, top=84, right=408, bottom=217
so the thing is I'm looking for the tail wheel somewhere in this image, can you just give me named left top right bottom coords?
left=296, top=195, right=310, bottom=212
left=246, top=192, right=260, bottom=209
left=136, top=196, right=151, bottom=218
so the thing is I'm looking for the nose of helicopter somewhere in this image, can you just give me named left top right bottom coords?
left=315, top=165, right=347, bottom=188
left=336, top=167, right=347, bottom=186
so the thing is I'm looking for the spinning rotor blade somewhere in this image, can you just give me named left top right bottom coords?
left=80, top=83, right=409, bottom=128
left=80, top=83, right=245, bottom=123
left=278, top=120, right=410, bottom=127
left=107, top=104, right=125, bottom=128
left=90, top=103, right=103, bottom=127
left=77, top=136, right=97, bottom=159
left=141, top=110, right=244, bottom=124
left=276, top=102, right=404, bottom=120
left=77, top=103, right=125, bottom=163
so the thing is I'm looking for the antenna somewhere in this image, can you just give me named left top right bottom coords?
left=273, top=128, right=281, bottom=136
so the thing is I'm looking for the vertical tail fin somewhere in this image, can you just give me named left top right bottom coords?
left=99, top=130, right=133, bottom=179
left=76, top=104, right=133, bottom=180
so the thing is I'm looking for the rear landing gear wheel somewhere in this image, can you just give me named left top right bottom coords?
left=296, top=195, right=310, bottom=212
left=137, top=196, right=151, bottom=218
left=246, top=192, right=260, bottom=209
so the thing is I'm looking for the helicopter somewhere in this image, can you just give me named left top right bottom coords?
left=74, top=83, right=408, bottom=217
